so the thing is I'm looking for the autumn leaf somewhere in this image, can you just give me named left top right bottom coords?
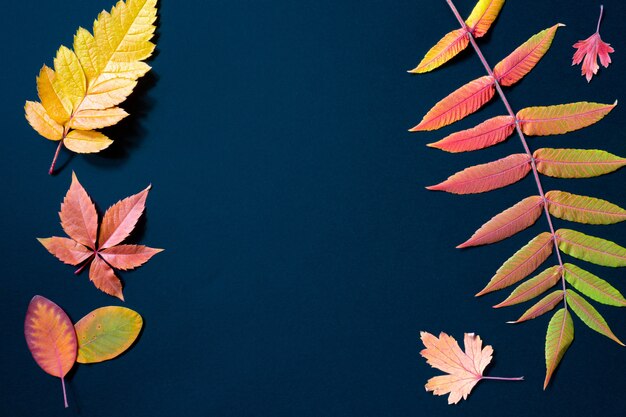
left=24, top=0, right=158, bottom=174
left=24, top=296, right=77, bottom=408
left=572, top=5, right=614, bottom=82
left=38, top=173, right=162, bottom=300
left=75, top=306, right=143, bottom=363
left=420, top=331, right=522, bottom=404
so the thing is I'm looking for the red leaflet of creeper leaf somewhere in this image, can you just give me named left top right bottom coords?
left=412, top=0, right=625, bottom=389
left=38, top=172, right=163, bottom=300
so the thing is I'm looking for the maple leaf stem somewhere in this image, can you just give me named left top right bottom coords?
left=74, top=256, right=93, bottom=275
left=596, top=5, right=604, bottom=34
left=49, top=140, right=64, bottom=175
left=482, top=376, right=524, bottom=381
left=445, top=0, right=568, bottom=308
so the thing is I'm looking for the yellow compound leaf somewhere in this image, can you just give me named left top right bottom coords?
left=25, top=0, right=158, bottom=174
left=64, top=130, right=113, bottom=154
left=24, top=102, right=64, bottom=141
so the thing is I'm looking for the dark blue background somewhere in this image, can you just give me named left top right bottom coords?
left=2, top=0, right=626, bottom=415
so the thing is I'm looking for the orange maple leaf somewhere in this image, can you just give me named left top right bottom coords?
left=420, top=331, right=522, bottom=404
left=572, top=5, right=614, bottom=82
left=38, top=173, right=162, bottom=300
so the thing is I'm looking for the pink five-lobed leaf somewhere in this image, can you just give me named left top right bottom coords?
left=476, top=232, right=554, bottom=296
left=427, top=115, right=515, bottom=153
left=572, top=5, right=614, bottom=82
left=410, top=75, right=495, bottom=131
left=493, top=24, right=564, bottom=87
left=24, top=295, right=77, bottom=408
left=517, top=101, right=616, bottom=136
left=420, top=331, right=522, bottom=405
left=458, top=196, right=543, bottom=248
left=427, top=153, right=531, bottom=194
left=38, top=173, right=163, bottom=300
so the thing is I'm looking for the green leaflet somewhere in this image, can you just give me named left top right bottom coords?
left=508, top=290, right=564, bottom=324
left=544, top=308, right=573, bottom=389
left=545, top=191, right=626, bottom=224
left=74, top=306, right=143, bottom=364
left=476, top=232, right=553, bottom=296
left=566, top=290, right=624, bottom=346
left=494, top=265, right=561, bottom=308
left=533, top=148, right=626, bottom=178
left=564, top=263, right=626, bottom=306
left=556, top=229, right=626, bottom=267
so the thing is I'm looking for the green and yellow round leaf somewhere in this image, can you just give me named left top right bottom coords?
left=74, top=306, right=143, bottom=364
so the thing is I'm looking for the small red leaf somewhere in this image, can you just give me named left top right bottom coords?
left=37, top=237, right=91, bottom=265
left=60, top=172, right=98, bottom=249
left=99, top=185, right=151, bottom=249
left=89, top=256, right=124, bottom=301
left=572, top=6, right=614, bottom=82
left=24, top=296, right=77, bottom=408
left=427, top=153, right=531, bottom=194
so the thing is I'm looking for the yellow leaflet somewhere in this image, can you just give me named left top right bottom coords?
left=64, top=130, right=113, bottom=153
left=25, top=102, right=64, bottom=141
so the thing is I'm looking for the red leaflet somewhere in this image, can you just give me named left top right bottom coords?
left=493, top=24, right=563, bottom=87
left=410, top=75, right=495, bottom=131
left=508, top=290, right=564, bottom=324
left=572, top=5, right=614, bottom=82
left=427, top=154, right=531, bottom=194
left=458, top=196, right=543, bottom=248
left=38, top=173, right=162, bottom=300
left=494, top=265, right=562, bottom=308
left=428, top=115, right=515, bottom=153
left=24, top=296, right=77, bottom=408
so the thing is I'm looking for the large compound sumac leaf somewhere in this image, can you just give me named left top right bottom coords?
left=564, top=263, right=626, bottom=307
left=493, top=24, right=563, bottom=87
left=494, top=265, right=561, bottom=308
left=427, top=154, right=531, bottom=194
left=546, top=191, right=626, bottom=224
left=75, top=306, right=143, bottom=363
left=410, top=29, right=469, bottom=74
left=556, top=229, right=626, bottom=267
left=477, top=232, right=554, bottom=296
left=411, top=75, right=495, bottom=131
left=508, top=290, right=564, bottom=324
left=544, top=308, right=573, bottom=389
left=458, top=196, right=543, bottom=248
left=24, top=296, right=77, bottom=408
left=518, top=101, right=616, bottom=136
left=534, top=148, right=626, bottom=178
left=428, top=115, right=515, bottom=153
left=465, top=0, right=505, bottom=38
left=566, top=290, right=624, bottom=345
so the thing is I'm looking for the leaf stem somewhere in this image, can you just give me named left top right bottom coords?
left=49, top=140, right=64, bottom=175
left=482, top=375, right=524, bottom=381
left=61, top=377, right=68, bottom=408
left=445, top=0, right=568, bottom=308
left=596, top=5, right=604, bottom=34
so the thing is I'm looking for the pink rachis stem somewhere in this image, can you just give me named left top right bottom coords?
left=444, top=0, right=568, bottom=307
